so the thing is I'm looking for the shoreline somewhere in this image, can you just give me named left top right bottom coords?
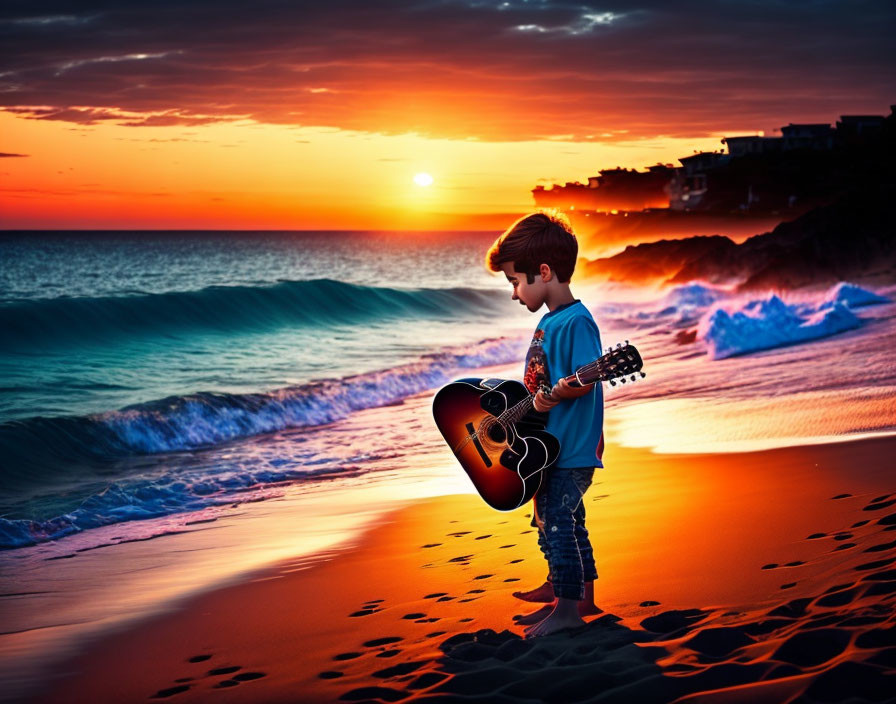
left=24, top=433, right=896, bottom=703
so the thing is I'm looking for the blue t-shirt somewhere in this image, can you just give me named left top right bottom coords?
left=522, top=300, right=604, bottom=469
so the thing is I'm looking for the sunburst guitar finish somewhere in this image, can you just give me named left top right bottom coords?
left=432, top=378, right=558, bottom=511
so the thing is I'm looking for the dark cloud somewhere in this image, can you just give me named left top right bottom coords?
left=1, top=0, right=893, bottom=140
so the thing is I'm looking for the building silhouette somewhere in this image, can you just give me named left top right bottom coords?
left=532, top=105, right=895, bottom=214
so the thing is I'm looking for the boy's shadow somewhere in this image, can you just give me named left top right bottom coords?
left=334, top=608, right=729, bottom=703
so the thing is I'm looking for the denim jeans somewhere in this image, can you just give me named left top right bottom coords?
left=531, top=467, right=598, bottom=600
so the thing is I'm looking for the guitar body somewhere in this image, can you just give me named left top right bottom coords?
left=432, top=378, right=560, bottom=511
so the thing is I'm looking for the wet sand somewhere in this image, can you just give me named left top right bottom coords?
left=27, top=435, right=896, bottom=703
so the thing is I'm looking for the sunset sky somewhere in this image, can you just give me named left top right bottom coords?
left=1, top=1, right=893, bottom=230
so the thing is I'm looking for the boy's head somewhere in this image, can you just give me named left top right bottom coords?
left=485, top=210, right=578, bottom=312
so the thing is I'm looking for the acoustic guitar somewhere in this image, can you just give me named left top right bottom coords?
left=432, top=343, right=644, bottom=511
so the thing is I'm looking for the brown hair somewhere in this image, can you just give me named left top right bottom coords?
left=485, top=209, right=578, bottom=284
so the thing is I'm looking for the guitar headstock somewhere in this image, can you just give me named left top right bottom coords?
left=578, top=341, right=645, bottom=387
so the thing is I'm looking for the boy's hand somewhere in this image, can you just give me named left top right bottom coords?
left=553, top=376, right=594, bottom=399
left=533, top=377, right=594, bottom=412
left=533, top=387, right=560, bottom=413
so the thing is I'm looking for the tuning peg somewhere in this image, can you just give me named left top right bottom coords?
left=630, top=374, right=637, bottom=382
left=640, top=372, right=646, bottom=378
left=609, top=379, right=616, bottom=386
left=619, top=377, right=627, bottom=383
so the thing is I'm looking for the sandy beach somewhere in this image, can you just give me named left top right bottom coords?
left=23, top=432, right=895, bottom=704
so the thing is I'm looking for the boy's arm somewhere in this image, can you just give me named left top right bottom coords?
left=533, top=376, right=592, bottom=411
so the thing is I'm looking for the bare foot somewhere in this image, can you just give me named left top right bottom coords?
left=511, top=580, right=554, bottom=603
left=578, top=601, right=603, bottom=617
left=524, top=601, right=585, bottom=639
left=513, top=602, right=554, bottom=624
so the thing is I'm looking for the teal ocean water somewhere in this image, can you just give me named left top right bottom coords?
left=3, top=231, right=894, bottom=554
left=0, top=231, right=534, bottom=549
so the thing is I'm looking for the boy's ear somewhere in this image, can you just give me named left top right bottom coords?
left=539, top=263, right=554, bottom=282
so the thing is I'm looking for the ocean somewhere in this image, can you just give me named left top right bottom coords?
left=1, top=230, right=894, bottom=702
left=0, top=231, right=539, bottom=549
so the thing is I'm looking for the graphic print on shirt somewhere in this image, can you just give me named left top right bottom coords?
left=523, top=328, right=548, bottom=393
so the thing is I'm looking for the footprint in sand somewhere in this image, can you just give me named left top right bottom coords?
left=780, top=582, right=797, bottom=589
left=318, top=671, right=343, bottom=679
left=854, top=557, right=895, bottom=571
left=508, top=559, right=523, bottom=564
left=402, top=612, right=426, bottom=619
left=350, top=608, right=381, bottom=617
left=372, top=660, right=427, bottom=678
left=333, top=652, right=364, bottom=661
left=449, top=555, right=473, bottom=563
left=363, top=636, right=403, bottom=647
left=208, top=666, right=241, bottom=676
left=151, top=685, right=191, bottom=698
left=173, top=678, right=193, bottom=683
left=767, top=596, right=812, bottom=618
left=421, top=543, right=441, bottom=548
left=426, top=631, right=447, bottom=638
left=864, top=539, right=896, bottom=552
left=447, top=531, right=472, bottom=537
left=815, top=586, right=860, bottom=607
left=408, top=672, right=449, bottom=689
left=863, top=497, right=896, bottom=511
left=187, top=654, right=212, bottom=663
left=212, top=672, right=266, bottom=688
left=762, top=563, right=779, bottom=570
left=467, top=589, right=485, bottom=593
left=784, top=561, right=806, bottom=567
left=472, top=574, right=493, bottom=580
left=807, top=533, right=827, bottom=539
left=640, top=608, right=710, bottom=635
left=831, top=493, right=852, bottom=499
left=474, top=534, right=492, bottom=540
left=499, top=544, right=516, bottom=549
left=504, top=578, right=520, bottom=582
left=375, top=649, right=402, bottom=658
left=424, top=592, right=448, bottom=599
left=833, top=533, right=854, bottom=541
left=640, top=600, right=661, bottom=606
left=852, top=520, right=871, bottom=528
left=436, top=596, right=455, bottom=602
left=833, top=543, right=857, bottom=551
left=772, top=628, right=850, bottom=667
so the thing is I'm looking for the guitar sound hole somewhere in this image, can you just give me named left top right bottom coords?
left=487, top=423, right=507, bottom=443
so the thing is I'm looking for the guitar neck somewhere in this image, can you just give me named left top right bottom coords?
left=561, top=343, right=645, bottom=387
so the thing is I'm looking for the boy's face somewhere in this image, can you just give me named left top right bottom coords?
left=500, top=262, right=548, bottom=313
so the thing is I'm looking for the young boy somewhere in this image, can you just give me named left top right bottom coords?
left=485, top=210, right=605, bottom=638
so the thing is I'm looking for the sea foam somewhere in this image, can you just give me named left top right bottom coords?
left=698, top=282, right=889, bottom=359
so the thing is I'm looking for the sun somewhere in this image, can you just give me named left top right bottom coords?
left=413, top=172, right=434, bottom=187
